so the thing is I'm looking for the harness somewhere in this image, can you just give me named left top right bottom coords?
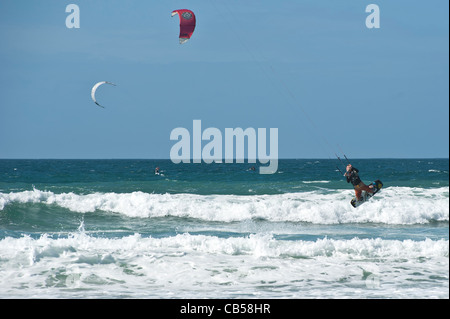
left=347, top=169, right=362, bottom=186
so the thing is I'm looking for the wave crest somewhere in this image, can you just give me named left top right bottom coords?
left=0, top=187, right=448, bottom=225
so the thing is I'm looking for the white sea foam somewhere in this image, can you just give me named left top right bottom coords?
left=0, top=233, right=448, bottom=298
left=302, top=180, right=331, bottom=184
left=0, top=187, right=448, bottom=224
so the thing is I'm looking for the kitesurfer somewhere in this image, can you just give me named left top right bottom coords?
left=345, top=164, right=374, bottom=201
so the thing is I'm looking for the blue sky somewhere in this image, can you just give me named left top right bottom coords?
left=0, top=0, right=448, bottom=159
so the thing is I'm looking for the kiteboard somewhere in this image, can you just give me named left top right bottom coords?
left=350, top=180, right=383, bottom=208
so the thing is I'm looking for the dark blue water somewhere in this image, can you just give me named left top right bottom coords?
left=1, top=158, right=447, bottom=194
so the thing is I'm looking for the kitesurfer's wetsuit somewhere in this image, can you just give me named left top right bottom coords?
left=346, top=167, right=373, bottom=201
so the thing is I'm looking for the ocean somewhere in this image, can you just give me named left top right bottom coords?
left=0, top=159, right=448, bottom=299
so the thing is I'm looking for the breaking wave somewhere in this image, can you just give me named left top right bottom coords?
left=1, top=187, right=448, bottom=225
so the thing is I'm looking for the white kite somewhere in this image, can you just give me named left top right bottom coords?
left=91, top=81, right=116, bottom=108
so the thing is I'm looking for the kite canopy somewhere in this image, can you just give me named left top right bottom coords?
left=171, top=9, right=196, bottom=44
left=91, top=81, right=116, bottom=108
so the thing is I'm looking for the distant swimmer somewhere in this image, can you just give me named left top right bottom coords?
left=345, top=164, right=374, bottom=201
left=249, top=166, right=256, bottom=171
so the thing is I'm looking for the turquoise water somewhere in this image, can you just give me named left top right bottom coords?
left=0, top=159, right=448, bottom=298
